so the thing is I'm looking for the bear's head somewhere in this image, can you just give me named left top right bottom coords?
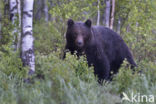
left=66, top=19, right=92, bottom=50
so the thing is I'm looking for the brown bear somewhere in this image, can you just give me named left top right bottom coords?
left=64, top=19, right=136, bottom=82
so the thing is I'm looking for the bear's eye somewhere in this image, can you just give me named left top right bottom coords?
left=73, top=33, right=77, bottom=37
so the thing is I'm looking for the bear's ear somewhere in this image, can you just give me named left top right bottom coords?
left=67, top=19, right=74, bottom=27
left=85, top=19, right=92, bottom=28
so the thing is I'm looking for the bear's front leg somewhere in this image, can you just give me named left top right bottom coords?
left=94, top=54, right=110, bottom=82
left=86, top=48, right=110, bottom=82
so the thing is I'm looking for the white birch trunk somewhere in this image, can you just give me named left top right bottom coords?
left=9, top=0, right=18, bottom=49
left=105, top=0, right=111, bottom=28
left=17, top=0, right=21, bottom=50
left=44, top=0, right=49, bottom=22
left=110, top=0, right=115, bottom=29
left=117, top=17, right=121, bottom=34
left=9, top=0, right=17, bottom=24
left=21, top=0, right=35, bottom=74
left=96, top=0, right=100, bottom=26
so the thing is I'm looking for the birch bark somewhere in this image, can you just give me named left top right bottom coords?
left=117, top=17, right=121, bottom=34
left=105, top=0, right=111, bottom=27
left=9, top=0, right=17, bottom=24
left=96, top=0, right=100, bottom=26
left=16, top=0, right=21, bottom=49
left=21, top=0, right=35, bottom=74
left=9, top=0, right=18, bottom=49
left=110, top=0, right=115, bottom=29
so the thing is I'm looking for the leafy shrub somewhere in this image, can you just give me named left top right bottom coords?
left=0, top=47, right=27, bottom=79
left=0, top=50, right=122, bottom=104
left=112, top=60, right=156, bottom=103
left=33, top=22, right=64, bottom=55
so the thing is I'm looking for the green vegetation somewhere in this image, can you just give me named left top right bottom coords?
left=0, top=0, right=156, bottom=104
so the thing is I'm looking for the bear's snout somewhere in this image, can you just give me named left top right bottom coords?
left=76, top=35, right=84, bottom=48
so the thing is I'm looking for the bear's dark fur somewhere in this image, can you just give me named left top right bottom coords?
left=64, top=19, right=136, bottom=81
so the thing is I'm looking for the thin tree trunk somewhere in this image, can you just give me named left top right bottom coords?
left=9, top=0, right=18, bottom=50
left=44, top=0, right=49, bottom=22
left=4, top=0, right=9, bottom=17
left=105, top=0, right=111, bottom=27
left=0, top=4, right=2, bottom=26
left=110, top=0, right=115, bottom=29
left=16, top=0, right=21, bottom=50
left=21, top=0, right=35, bottom=74
left=34, top=0, right=42, bottom=20
left=102, top=0, right=105, bottom=25
left=96, top=0, right=100, bottom=26
left=0, top=8, right=2, bottom=22
left=49, top=0, right=54, bottom=21
left=126, top=24, right=130, bottom=32
left=9, top=0, right=18, bottom=23
left=117, top=17, right=121, bottom=34
left=0, top=10, right=1, bottom=34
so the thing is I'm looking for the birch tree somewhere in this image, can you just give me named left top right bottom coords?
left=43, top=0, right=49, bottom=22
left=21, top=0, right=35, bottom=74
left=9, top=0, right=21, bottom=50
left=117, top=17, right=121, bottom=34
left=9, top=0, right=18, bottom=50
left=9, top=0, right=17, bottom=24
left=16, top=0, right=21, bottom=49
left=105, top=0, right=111, bottom=27
left=96, top=0, right=100, bottom=26
left=110, top=0, right=115, bottom=29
